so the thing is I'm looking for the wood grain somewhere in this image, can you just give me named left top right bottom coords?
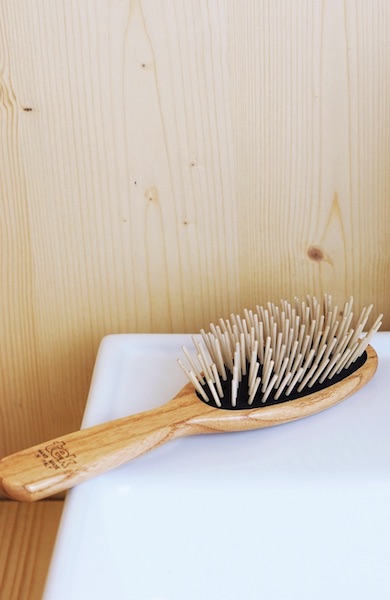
left=0, top=500, right=63, bottom=600
left=0, top=0, right=389, bottom=468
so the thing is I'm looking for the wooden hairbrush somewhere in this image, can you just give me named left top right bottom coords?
left=0, top=295, right=381, bottom=502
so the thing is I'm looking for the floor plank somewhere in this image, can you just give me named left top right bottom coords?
left=0, top=501, right=63, bottom=600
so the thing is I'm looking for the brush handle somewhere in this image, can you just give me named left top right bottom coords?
left=0, top=385, right=205, bottom=502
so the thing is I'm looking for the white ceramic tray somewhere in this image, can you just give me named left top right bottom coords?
left=44, top=333, right=390, bottom=600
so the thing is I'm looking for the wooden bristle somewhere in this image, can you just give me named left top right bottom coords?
left=179, top=295, right=382, bottom=409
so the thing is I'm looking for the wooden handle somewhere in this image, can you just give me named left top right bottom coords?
left=0, top=386, right=202, bottom=502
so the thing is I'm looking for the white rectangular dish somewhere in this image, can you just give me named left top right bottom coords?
left=44, top=333, right=390, bottom=600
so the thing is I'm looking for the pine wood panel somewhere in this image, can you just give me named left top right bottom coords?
left=0, top=1, right=389, bottom=465
left=0, top=500, right=63, bottom=600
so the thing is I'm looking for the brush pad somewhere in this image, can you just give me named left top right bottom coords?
left=196, top=351, right=368, bottom=410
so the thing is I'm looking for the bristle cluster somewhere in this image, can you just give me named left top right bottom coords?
left=178, top=295, right=382, bottom=410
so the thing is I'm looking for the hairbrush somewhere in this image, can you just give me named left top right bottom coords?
left=0, top=294, right=381, bottom=501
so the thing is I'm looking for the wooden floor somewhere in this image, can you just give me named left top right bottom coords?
left=0, top=501, right=63, bottom=600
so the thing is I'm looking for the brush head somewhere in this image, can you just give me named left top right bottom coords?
left=179, top=295, right=382, bottom=410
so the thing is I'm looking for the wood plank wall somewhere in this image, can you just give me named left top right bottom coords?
left=0, top=0, right=389, bottom=463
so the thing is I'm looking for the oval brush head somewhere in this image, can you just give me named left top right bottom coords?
left=178, top=294, right=382, bottom=410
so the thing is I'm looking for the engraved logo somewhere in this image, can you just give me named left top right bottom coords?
left=36, top=440, right=77, bottom=470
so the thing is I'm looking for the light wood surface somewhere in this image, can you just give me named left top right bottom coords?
left=0, top=500, right=63, bottom=600
left=0, top=0, right=390, bottom=585
left=0, top=1, right=389, bottom=468
left=1, top=1, right=388, bottom=592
